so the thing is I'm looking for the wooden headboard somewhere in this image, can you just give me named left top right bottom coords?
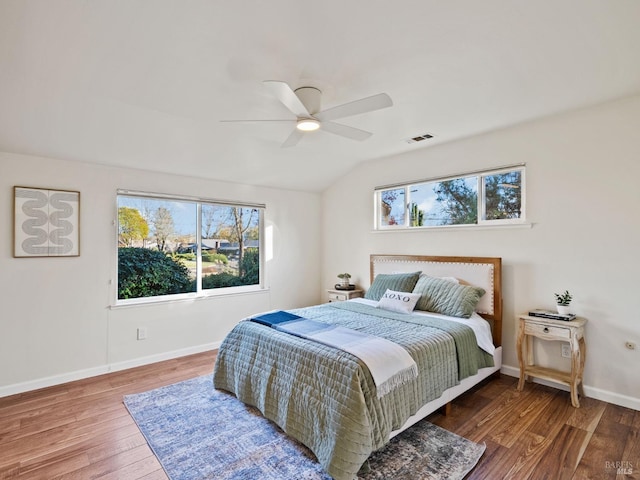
left=370, top=255, right=503, bottom=347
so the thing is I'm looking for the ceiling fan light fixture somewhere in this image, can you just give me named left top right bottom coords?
left=222, top=81, right=392, bottom=147
left=296, top=118, right=320, bottom=132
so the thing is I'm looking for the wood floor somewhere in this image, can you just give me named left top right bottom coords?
left=1, top=351, right=638, bottom=480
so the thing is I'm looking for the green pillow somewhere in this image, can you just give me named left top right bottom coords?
left=413, top=275, right=485, bottom=318
left=364, top=271, right=421, bottom=301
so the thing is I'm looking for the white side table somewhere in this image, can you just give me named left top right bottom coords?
left=517, top=314, right=587, bottom=407
left=326, top=289, right=364, bottom=303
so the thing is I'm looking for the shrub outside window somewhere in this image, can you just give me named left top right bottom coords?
left=375, top=166, right=525, bottom=229
left=117, top=192, right=264, bottom=303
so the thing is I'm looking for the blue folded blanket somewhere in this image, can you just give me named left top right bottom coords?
left=251, top=311, right=302, bottom=327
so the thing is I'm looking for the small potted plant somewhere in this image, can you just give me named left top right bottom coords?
left=554, top=290, right=573, bottom=315
left=337, top=273, right=351, bottom=288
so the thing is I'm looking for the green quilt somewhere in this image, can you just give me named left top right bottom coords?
left=213, top=302, right=494, bottom=480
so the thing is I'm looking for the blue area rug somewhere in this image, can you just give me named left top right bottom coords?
left=124, top=375, right=485, bottom=480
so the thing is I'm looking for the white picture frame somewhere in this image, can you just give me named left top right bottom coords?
left=13, top=186, right=80, bottom=257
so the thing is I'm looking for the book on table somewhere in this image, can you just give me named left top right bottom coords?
left=528, top=309, right=576, bottom=321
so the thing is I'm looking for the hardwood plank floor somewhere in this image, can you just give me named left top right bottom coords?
left=429, top=376, right=640, bottom=480
left=1, top=352, right=637, bottom=479
left=0, top=352, right=216, bottom=480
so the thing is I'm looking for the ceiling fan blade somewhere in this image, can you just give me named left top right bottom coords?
left=263, top=80, right=310, bottom=117
left=321, top=121, right=372, bottom=141
left=315, top=93, right=392, bottom=122
left=281, top=128, right=305, bottom=148
left=220, top=119, right=294, bottom=123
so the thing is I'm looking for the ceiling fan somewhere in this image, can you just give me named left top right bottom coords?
left=221, top=81, right=393, bottom=147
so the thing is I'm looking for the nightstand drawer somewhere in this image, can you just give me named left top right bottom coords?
left=328, top=292, right=349, bottom=302
left=524, top=323, right=570, bottom=340
left=326, top=289, right=363, bottom=302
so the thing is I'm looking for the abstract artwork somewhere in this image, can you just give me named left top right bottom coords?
left=14, top=186, right=80, bottom=257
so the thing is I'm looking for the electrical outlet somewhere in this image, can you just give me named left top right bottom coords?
left=137, top=327, right=147, bottom=340
left=625, top=341, right=636, bottom=350
left=561, top=344, right=571, bottom=358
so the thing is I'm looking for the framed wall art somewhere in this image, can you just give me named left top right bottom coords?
left=13, top=186, right=80, bottom=257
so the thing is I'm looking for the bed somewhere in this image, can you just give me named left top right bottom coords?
left=213, top=254, right=502, bottom=480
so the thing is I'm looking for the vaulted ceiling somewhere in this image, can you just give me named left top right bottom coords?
left=1, top=1, right=640, bottom=192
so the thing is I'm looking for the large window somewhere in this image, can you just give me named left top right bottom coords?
left=117, top=191, right=263, bottom=303
left=376, top=166, right=525, bottom=229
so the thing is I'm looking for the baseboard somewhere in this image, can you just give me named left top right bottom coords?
left=0, top=365, right=113, bottom=399
left=5, top=355, right=637, bottom=412
left=107, top=341, right=220, bottom=375
left=0, top=342, right=220, bottom=399
left=501, top=364, right=640, bottom=411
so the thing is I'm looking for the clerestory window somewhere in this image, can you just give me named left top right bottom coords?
left=375, top=165, right=525, bottom=229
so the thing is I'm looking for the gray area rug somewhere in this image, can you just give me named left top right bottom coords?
left=124, top=375, right=485, bottom=480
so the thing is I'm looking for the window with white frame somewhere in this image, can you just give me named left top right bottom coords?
left=117, top=191, right=264, bottom=303
left=375, top=165, right=525, bottom=229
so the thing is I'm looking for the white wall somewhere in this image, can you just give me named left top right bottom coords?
left=3, top=95, right=639, bottom=409
left=0, top=153, right=321, bottom=395
left=321, top=95, right=640, bottom=410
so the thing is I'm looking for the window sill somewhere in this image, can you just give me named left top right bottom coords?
left=110, top=287, right=270, bottom=309
left=372, top=222, right=534, bottom=233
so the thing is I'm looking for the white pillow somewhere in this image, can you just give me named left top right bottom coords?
left=439, top=276, right=459, bottom=284
left=376, top=289, right=421, bottom=314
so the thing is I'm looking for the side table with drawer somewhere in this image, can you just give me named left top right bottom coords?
left=326, top=289, right=364, bottom=303
left=517, top=314, right=587, bottom=407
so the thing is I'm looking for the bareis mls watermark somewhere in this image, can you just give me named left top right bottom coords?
left=605, top=461, right=634, bottom=475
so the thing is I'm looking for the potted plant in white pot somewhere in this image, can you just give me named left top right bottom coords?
left=554, top=290, right=573, bottom=315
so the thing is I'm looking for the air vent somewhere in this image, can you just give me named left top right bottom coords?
left=406, top=133, right=434, bottom=144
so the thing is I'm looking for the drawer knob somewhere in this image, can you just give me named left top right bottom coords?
left=543, top=327, right=549, bottom=333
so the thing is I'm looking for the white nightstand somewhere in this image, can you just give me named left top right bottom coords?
left=326, top=289, right=364, bottom=303
left=517, top=314, right=587, bottom=407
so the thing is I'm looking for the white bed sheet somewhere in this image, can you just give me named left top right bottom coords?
left=349, top=298, right=495, bottom=356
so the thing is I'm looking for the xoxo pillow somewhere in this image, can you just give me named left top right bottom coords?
left=376, top=289, right=421, bottom=314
